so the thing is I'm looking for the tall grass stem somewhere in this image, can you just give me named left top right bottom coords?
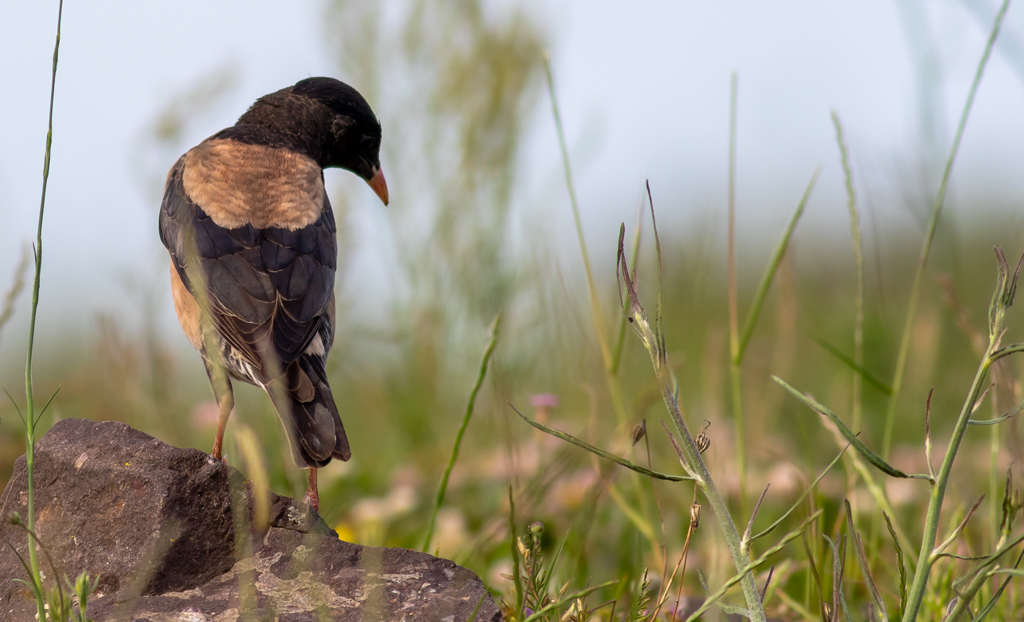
left=831, top=113, right=864, bottom=432
left=726, top=72, right=745, bottom=505
left=545, top=55, right=661, bottom=565
left=610, top=202, right=643, bottom=376
left=882, top=0, right=1009, bottom=461
left=903, top=247, right=1016, bottom=620
left=23, top=2, right=64, bottom=619
left=543, top=58, right=609, bottom=368
left=735, top=172, right=817, bottom=363
left=619, top=197, right=767, bottom=621
left=422, top=313, right=500, bottom=552
left=542, top=56, right=628, bottom=425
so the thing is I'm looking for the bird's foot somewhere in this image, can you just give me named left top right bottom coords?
left=303, top=489, right=320, bottom=513
left=210, top=445, right=228, bottom=464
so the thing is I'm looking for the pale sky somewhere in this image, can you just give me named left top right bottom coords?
left=1, top=0, right=1023, bottom=345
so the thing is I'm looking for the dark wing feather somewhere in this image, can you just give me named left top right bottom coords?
left=158, top=156, right=337, bottom=381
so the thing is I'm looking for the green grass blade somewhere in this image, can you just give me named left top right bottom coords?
left=684, top=510, right=822, bottom=622
left=537, top=530, right=570, bottom=603
left=4, top=387, right=26, bottom=427
left=883, top=0, right=1010, bottom=461
left=513, top=407, right=694, bottom=482
left=466, top=594, right=487, bottom=622
left=882, top=511, right=907, bottom=618
left=801, top=532, right=826, bottom=622
left=831, top=112, right=865, bottom=431
left=727, top=72, right=739, bottom=360
left=522, top=579, right=618, bottom=622
left=646, top=181, right=666, bottom=367
left=983, top=567, right=1024, bottom=580
left=543, top=55, right=612, bottom=370
left=422, top=313, right=500, bottom=552
left=810, top=335, right=893, bottom=395
left=991, top=342, right=1024, bottom=362
left=968, top=394, right=1024, bottom=425
left=735, top=170, right=818, bottom=363
left=845, top=501, right=889, bottom=622
left=611, top=200, right=643, bottom=376
left=749, top=445, right=848, bottom=543
left=34, top=386, right=61, bottom=429
left=945, top=531, right=1024, bottom=621
left=823, top=534, right=853, bottom=622
left=773, top=376, right=931, bottom=480
left=23, top=4, right=64, bottom=621
left=975, top=569, right=1021, bottom=622
left=5, top=540, right=40, bottom=597
left=727, top=73, right=745, bottom=504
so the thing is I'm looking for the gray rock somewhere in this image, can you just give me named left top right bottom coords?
left=0, top=419, right=501, bottom=622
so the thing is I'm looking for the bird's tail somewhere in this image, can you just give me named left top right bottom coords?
left=267, top=354, right=350, bottom=468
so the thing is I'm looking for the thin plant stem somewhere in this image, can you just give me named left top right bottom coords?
left=666, top=380, right=765, bottom=620
left=833, top=111, right=876, bottom=562
left=832, top=112, right=864, bottom=432
left=543, top=56, right=628, bottom=423
left=611, top=199, right=643, bottom=376
left=902, top=247, right=1019, bottom=620
left=543, top=59, right=608, bottom=367
left=619, top=197, right=766, bottom=621
left=544, top=54, right=659, bottom=568
left=735, top=172, right=817, bottom=364
left=726, top=72, right=746, bottom=506
left=882, top=0, right=1009, bottom=461
left=910, top=343, right=1002, bottom=620
left=23, top=3, right=64, bottom=619
left=730, top=167, right=817, bottom=511
left=422, top=313, right=500, bottom=552
left=989, top=390, right=1001, bottom=549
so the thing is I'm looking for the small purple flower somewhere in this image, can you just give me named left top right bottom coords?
left=529, top=393, right=559, bottom=424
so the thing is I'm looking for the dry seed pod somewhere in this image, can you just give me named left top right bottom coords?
left=690, top=503, right=702, bottom=530
left=695, top=420, right=711, bottom=454
left=632, top=420, right=647, bottom=446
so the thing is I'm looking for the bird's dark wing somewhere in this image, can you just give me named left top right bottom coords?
left=158, top=140, right=337, bottom=380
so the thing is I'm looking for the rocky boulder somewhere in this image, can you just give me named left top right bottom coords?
left=0, top=419, right=500, bottom=622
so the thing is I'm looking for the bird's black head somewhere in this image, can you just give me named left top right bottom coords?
left=236, top=77, right=388, bottom=205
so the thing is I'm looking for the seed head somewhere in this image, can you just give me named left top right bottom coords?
left=689, top=503, right=702, bottom=530
left=631, top=420, right=647, bottom=446
left=695, top=420, right=711, bottom=454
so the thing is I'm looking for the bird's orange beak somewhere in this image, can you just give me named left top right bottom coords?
left=367, top=166, right=389, bottom=206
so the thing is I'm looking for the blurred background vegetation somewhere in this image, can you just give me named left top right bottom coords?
left=3, top=0, right=1024, bottom=618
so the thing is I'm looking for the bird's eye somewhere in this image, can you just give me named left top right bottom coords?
left=360, top=135, right=373, bottom=147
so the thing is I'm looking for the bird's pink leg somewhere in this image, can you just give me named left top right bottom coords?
left=211, top=391, right=234, bottom=461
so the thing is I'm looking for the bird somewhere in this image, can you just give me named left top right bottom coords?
left=159, top=77, right=388, bottom=511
